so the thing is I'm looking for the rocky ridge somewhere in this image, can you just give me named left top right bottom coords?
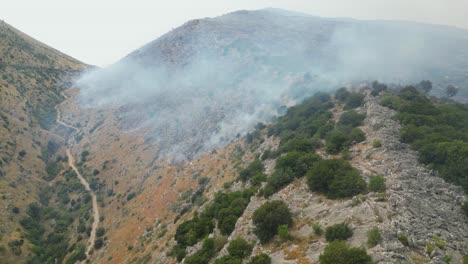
left=206, top=91, right=467, bottom=264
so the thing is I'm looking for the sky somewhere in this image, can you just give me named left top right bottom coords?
left=2, top=0, right=468, bottom=66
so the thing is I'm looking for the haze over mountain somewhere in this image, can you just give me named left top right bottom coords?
left=77, top=8, right=468, bottom=160
left=1, top=7, right=468, bottom=264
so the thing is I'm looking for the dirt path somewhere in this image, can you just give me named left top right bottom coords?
left=56, top=93, right=100, bottom=259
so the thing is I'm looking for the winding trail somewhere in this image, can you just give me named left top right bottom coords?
left=56, top=94, right=100, bottom=259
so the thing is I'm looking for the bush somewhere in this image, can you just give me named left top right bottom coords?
left=312, top=223, right=323, bottom=235
left=367, top=227, right=382, bottom=247
left=65, top=243, right=86, bottom=264
left=349, top=128, right=366, bottom=144
left=262, top=152, right=322, bottom=197
left=372, top=139, right=382, bottom=148
left=325, top=129, right=349, bottom=153
left=215, top=255, right=242, bottom=264
left=335, top=88, right=350, bottom=102
left=278, top=225, right=291, bottom=241
left=325, top=223, right=353, bottom=241
left=319, top=241, right=372, bottom=264
left=252, top=200, right=292, bottom=243
left=94, top=238, right=103, bottom=249
left=385, top=87, right=468, bottom=193
left=175, top=215, right=214, bottom=247
left=338, top=110, right=365, bottom=127
left=185, top=238, right=216, bottom=264
left=463, top=201, right=468, bottom=217
left=126, top=192, right=136, bottom=201
left=12, top=206, right=20, bottom=214
left=227, top=238, right=253, bottom=259
left=371, top=81, right=388, bottom=96
left=96, top=227, right=105, bottom=237
left=368, top=175, right=386, bottom=193
left=249, top=254, right=272, bottom=264
left=19, top=150, right=27, bottom=157
left=306, top=159, right=367, bottom=199
left=344, top=92, right=365, bottom=109
left=239, top=160, right=264, bottom=182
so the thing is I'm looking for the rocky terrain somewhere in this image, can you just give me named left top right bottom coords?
left=0, top=9, right=467, bottom=264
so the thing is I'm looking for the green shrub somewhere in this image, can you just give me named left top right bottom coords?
left=262, top=152, right=322, bottom=197
left=372, top=139, right=382, bottom=148
left=215, top=255, right=242, bottom=264
left=325, top=223, right=353, bottom=241
left=227, top=238, right=253, bottom=259
left=349, top=128, right=366, bottom=143
left=253, top=200, right=292, bottom=243
left=248, top=254, right=272, bottom=264
left=319, top=241, right=371, bottom=264
left=278, top=225, right=291, bottom=241
left=65, top=243, right=86, bottom=264
left=367, top=227, right=382, bottom=247
left=338, top=110, right=365, bottom=127
left=368, top=175, right=386, bottom=193
left=126, top=192, right=136, bottom=201
left=185, top=238, right=216, bottom=264
left=335, top=88, right=350, bottom=102
left=94, top=238, right=103, bottom=249
left=344, top=92, right=365, bottom=109
left=312, top=223, right=323, bottom=235
left=397, top=234, right=409, bottom=246
left=175, top=215, right=214, bottom=247
left=371, top=81, right=388, bottom=96
left=463, top=255, right=468, bottom=264
left=170, top=245, right=187, bottom=262
left=239, top=160, right=264, bottom=182
left=306, top=159, right=367, bottom=199
left=384, top=87, right=468, bottom=193
left=463, top=201, right=468, bottom=217
left=433, top=235, right=446, bottom=249
left=96, top=227, right=105, bottom=237
left=325, top=129, right=349, bottom=153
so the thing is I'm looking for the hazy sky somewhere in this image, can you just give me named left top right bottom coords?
left=2, top=0, right=467, bottom=66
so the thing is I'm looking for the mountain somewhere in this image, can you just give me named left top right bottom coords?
left=0, top=21, right=86, bottom=263
left=1, top=9, right=467, bottom=264
left=77, top=8, right=468, bottom=161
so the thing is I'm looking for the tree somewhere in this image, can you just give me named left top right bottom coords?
left=319, top=241, right=372, bottom=264
left=248, top=254, right=272, bottom=264
left=227, top=238, right=253, bottom=259
left=325, top=223, right=353, bottom=241
left=419, top=80, right=432, bottom=94
left=338, top=110, right=366, bottom=127
left=446, top=85, right=458, bottom=98
left=252, top=200, right=292, bottom=243
left=94, top=238, right=103, bottom=249
left=344, top=92, right=365, bottom=109
left=307, top=159, right=366, bottom=199
left=96, top=227, right=105, bottom=237
left=335, top=87, right=350, bottom=102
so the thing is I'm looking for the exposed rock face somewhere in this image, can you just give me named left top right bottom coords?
left=361, top=94, right=467, bottom=263
left=214, top=92, right=467, bottom=264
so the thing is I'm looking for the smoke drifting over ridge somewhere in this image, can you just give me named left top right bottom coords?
left=76, top=9, right=468, bottom=160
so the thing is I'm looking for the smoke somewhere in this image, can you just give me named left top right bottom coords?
left=76, top=9, right=468, bottom=161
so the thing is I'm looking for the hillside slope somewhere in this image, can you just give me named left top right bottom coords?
left=0, top=21, right=86, bottom=263
left=77, top=9, right=468, bottom=161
